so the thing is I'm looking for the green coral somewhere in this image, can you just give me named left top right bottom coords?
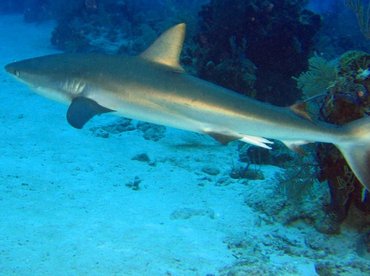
left=339, top=50, right=370, bottom=79
left=294, top=55, right=337, bottom=99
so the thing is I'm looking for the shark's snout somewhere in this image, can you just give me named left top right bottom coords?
left=4, top=63, right=13, bottom=73
left=4, top=62, right=20, bottom=77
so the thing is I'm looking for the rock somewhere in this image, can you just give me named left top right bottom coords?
left=132, top=153, right=150, bottom=163
left=102, top=118, right=135, bottom=134
left=131, top=153, right=156, bottom=166
left=215, top=177, right=233, bottom=186
left=170, top=207, right=215, bottom=220
left=244, top=169, right=265, bottom=180
left=125, top=176, right=141, bottom=191
left=137, top=122, right=166, bottom=141
left=90, top=118, right=135, bottom=137
left=91, top=128, right=110, bottom=138
left=229, top=163, right=264, bottom=180
left=201, top=166, right=220, bottom=176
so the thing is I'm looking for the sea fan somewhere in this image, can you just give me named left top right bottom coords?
left=294, top=55, right=337, bottom=99
left=345, top=0, right=370, bottom=39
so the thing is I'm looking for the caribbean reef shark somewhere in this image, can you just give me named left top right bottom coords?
left=4, top=23, right=370, bottom=191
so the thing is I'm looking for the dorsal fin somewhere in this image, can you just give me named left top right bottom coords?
left=140, top=23, right=185, bottom=71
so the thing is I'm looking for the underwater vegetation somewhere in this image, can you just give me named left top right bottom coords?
left=345, top=0, right=370, bottom=39
left=296, top=50, right=370, bottom=227
left=318, top=51, right=370, bottom=225
left=294, top=55, right=337, bottom=99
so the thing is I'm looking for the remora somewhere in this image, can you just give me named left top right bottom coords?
left=5, top=23, right=370, bottom=191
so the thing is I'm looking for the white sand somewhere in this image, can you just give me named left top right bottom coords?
left=0, top=15, right=368, bottom=275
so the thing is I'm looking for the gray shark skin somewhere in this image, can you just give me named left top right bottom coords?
left=4, top=24, right=370, bottom=191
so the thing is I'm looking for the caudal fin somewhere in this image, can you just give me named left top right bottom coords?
left=336, top=116, right=370, bottom=191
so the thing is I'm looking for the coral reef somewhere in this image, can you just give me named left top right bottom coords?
left=193, top=0, right=321, bottom=105
left=275, top=151, right=319, bottom=202
left=238, top=175, right=370, bottom=274
left=243, top=152, right=332, bottom=231
left=319, top=50, right=370, bottom=125
left=297, top=50, right=370, bottom=226
left=47, top=0, right=203, bottom=53
left=0, top=0, right=202, bottom=53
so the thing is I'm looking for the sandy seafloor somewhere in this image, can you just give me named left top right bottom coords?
left=0, top=15, right=369, bottom=275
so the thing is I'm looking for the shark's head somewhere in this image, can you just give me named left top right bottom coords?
left=5, top=54, right=84, bottom=103
left=4, top=23, right=187, bottom=129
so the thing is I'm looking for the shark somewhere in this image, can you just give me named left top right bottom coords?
left=4, top=23, right=370, bottom=191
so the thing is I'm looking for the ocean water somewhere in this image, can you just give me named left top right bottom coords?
left=0, top=1, right=369, bottom=275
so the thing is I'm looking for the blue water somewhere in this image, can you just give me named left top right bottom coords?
left=0, top=1, right=369, bottom=275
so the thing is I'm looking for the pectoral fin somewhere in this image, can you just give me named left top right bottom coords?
left=67, top=97, right=114, bottom=129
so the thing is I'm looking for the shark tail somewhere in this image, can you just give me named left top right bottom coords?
left=336, top=116, right=370, bottom=191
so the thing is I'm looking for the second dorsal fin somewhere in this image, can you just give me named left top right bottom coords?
left=140, top=23, right=185, bottom=71
left=289, top=102, right=312, bottom=121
